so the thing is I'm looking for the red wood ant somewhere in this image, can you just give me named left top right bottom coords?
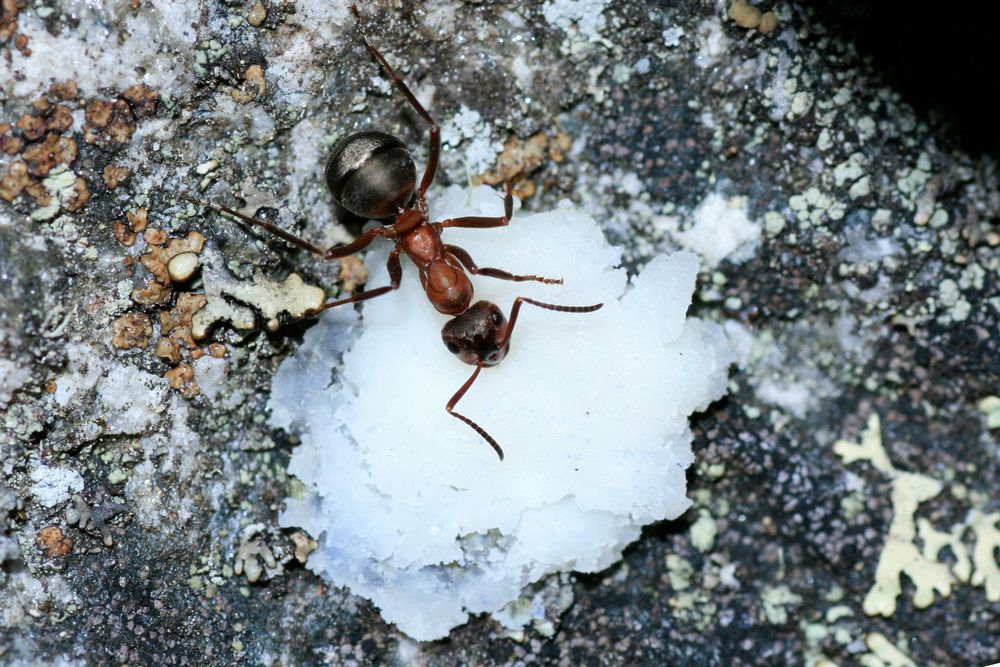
left=182, top=6, right=603, bottom=460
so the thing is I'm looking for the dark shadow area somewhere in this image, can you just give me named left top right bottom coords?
left=804, top=1, right=999, bottom=158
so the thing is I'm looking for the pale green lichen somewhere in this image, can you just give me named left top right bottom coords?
left=665, top=554, right=693, bottom=591
left=761, top=584, right=801, bottom=624
left=667, top=589, right=716, bottom=631
left=689, top=509, right=717, bottom=552
left=31, top=166, right=80, bottom=221
left=970, top=511, right=1000, bottom=601
left=858, top=632, right=916, bottom=667
left=834, top=413, right=1000, bottom=616
left=787, top=186, right=846, bottom=225
left=977, top=395, right=1000, bottom=429
left=832, top=152, right=866, bottom=187
left=763, top=211, right=786, bottom=237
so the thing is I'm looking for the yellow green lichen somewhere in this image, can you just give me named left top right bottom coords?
left=977, top=395, right=1000, bottom=429
left=761, top=584, right=801, bottom=624
left=834, top=413, right=1000, bottom=616
left=858, top=632, right=916, bottom=667
left=689, top=509, right=717, bottom=552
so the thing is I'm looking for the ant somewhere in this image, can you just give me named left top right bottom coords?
left=182, top=6, right=603, bottom=460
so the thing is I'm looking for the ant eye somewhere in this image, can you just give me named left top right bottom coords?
left=491, top=311, right=502, bottom=325
left=446, top=342, right=460, bottom=354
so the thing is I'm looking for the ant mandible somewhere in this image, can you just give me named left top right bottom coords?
left=182, top=6, right=603, bottom=460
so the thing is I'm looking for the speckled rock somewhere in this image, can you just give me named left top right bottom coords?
left=1, top=1, right=997, bottom=665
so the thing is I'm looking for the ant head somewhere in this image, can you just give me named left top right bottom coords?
left=441, top=301, right=510, bottom=367
left=325, top=130, right=417, bottom=219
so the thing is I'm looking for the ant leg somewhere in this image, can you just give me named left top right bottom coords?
left=323, top=225, right=394, bottom=259
left=499, top=297, right=603, bottom=348
left=180, top=192, right=392, bottom=260
left=444, top=245, right=562, bottom=285
left=446, top=363, right=504, bottom=460
left=350, top=5, right=440, bottom=199
left=180, top=193, right=327, bottom=256
left=434, top=183, right=514, bottom=231
left=315, top=246, right=403, bottom=312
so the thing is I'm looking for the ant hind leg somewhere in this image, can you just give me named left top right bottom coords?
left=444, top=245, right=562, bottom=285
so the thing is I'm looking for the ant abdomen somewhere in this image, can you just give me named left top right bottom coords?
left=325, top=130, right=417, bottom=219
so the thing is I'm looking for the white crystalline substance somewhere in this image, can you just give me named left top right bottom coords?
left=272, top=185, right=734, bottom=640
left=2, top=0, right=199, bottom=100
left=29, top=465, right=84, bottom=509
left=542, top=0, right=610, bottom=42
left=96, top=365, right=168, bottom=435
left=439, top=106, right=505, bottom=175
left=0, top=358, right=30, bottom=406
left=658, top=193, right=761, bottom=268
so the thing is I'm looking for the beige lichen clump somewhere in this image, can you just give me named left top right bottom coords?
left=978, top=395, right=1000, bottom=429
left=475, top=131, right=572, bottom=200
left=860, top=632, right=917, bottom=667
left=167, top=251, right=200, bottom=282
left=970, top=510, right=1000, bottom=601
left=192, top=248, right=325, bottom=340
left=111, top=312, right=153, bottom=350
left=234, top=523, right=278, bottom=583
left=727, top=0, right=778, bottom=34
left=230, top=64, right=267, bottom=103
left=191, top=296, right=256, bottom=341
left=337, top=255, right=368, bottom=293
left=834, top=414, right=1000, bottom=615
left=130, top=226, right=206, bottom=306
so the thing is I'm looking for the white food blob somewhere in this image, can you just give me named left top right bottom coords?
left=271, top=185, right=734, bottom=640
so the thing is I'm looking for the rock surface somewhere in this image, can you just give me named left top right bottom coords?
left=1, top=1, right=997, bottom=665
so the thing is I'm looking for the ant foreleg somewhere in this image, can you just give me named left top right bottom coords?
left=499, top=297, right=604, bottom=348
left=315, top=246, right=403, bottom=312
left=323, top=225, right=394, bottom=259
left=444, top=245, right=562, bottom=285
left=350, top=5, right=440, bottom=199
left=445, top=362, right=504, bottom=460
left=180, top=193, right=328, bottom=256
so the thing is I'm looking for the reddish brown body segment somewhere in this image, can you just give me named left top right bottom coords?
left=181, top=6, right=603, bottom=461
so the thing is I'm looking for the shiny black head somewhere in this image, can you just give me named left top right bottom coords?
left=325, top=130, right=417, bottom=219
left=441, top=300, right=510, bottom=367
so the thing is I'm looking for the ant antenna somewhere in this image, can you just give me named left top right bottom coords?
left=179, top=192, right=327, bottom=256
left=499, top=297, right=604, bottom=348
left=446, top=363, right=504, bottom=460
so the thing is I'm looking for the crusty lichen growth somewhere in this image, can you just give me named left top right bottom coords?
left=233, top=523, right=278, bottom=583
left=978, top=395, right=1000, bottom=429
left=834, top=414, right=1000, bottom=615
left=859, top=632, right=917, bottom=667
left=969, top=510, right=1000, bottom=601
left=191, top=247, right=325, bottom=340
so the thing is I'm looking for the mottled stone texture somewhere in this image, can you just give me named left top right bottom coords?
left=1, top=1, right=997, bottom=665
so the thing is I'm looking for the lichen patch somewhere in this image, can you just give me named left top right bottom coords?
left=191, top=248, right=325, bottom=339
left=834, top=414, right=1000, bottom=615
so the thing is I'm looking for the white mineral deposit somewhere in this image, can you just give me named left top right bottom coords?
left=270, top=184, right=735, bottom=640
